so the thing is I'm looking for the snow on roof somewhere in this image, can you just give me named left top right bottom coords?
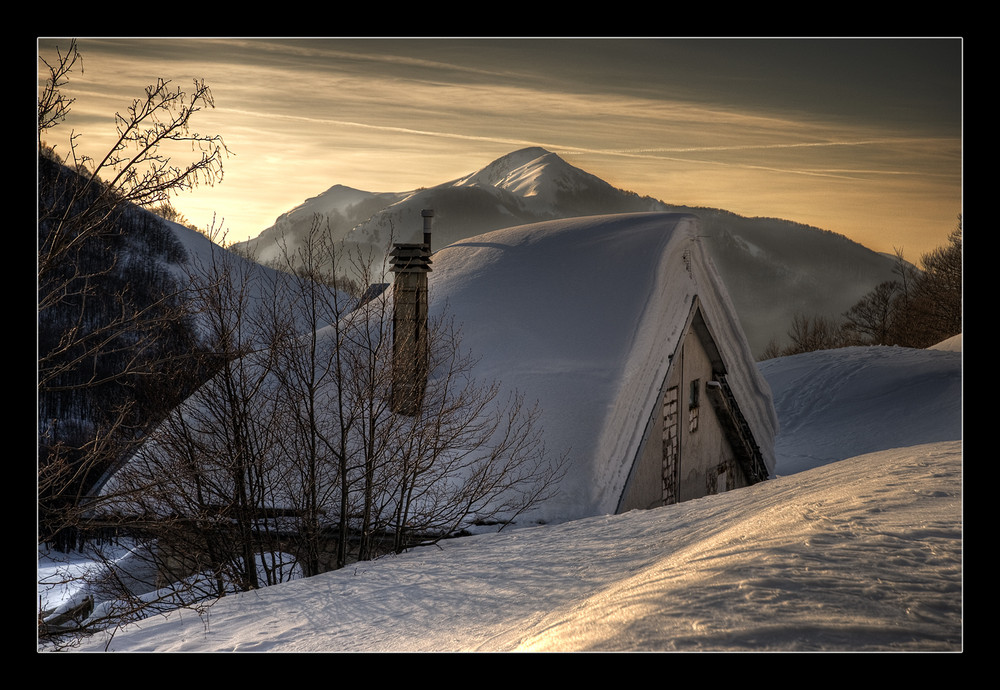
left=428, top=212, right=778, bottom=523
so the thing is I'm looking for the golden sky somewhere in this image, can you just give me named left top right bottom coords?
left=37, top=37, right=962, bottom=259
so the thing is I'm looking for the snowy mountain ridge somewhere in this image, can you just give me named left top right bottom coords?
left=289, top=184, right=399, bottom=219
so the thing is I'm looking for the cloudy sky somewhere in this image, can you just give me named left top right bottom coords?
left=37, top=37, right=962, bottom=258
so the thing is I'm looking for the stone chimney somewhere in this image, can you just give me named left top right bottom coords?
left=389, top=210, right=433, bottom=415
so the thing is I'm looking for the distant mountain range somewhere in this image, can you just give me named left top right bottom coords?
left=232, top=147, right=900, bottom=356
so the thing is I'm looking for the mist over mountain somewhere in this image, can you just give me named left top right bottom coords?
left=234, top=147, right=899, bottom=357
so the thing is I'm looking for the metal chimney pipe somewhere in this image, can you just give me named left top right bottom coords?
left=422, top=208, right=434, bottom=250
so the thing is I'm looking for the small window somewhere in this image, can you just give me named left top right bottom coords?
left=688, top=379, right=700, bottom=432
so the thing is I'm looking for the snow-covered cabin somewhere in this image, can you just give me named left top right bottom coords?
left=426, top=212, right=778, bottom=523
left=101, top=212, right=777, bottom=537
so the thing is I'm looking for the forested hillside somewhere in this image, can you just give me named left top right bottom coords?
left=38, top=152, right=214, bottom=550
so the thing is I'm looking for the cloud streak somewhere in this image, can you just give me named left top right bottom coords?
left=37, top=37, right=962, bottom=258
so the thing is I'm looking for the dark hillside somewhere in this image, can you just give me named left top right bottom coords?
left=37, top=153, right=213, bottom=549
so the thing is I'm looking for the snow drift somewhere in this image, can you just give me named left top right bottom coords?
left=761, top=345, right=962, bottom=476
left=62, top=440, right=962, bottom=652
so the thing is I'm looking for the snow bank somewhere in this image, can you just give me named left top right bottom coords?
left=759, top=345, right=962, bottom=476
left=68, top=439, right=961, bottom=652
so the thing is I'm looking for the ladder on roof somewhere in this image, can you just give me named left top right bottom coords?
left=705, top=376, right=770, bottom=485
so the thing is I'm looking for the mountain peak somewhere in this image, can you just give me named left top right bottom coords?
left=452, top=146, right=589, bottom=202
left=499, top=146, right=554, bottom=166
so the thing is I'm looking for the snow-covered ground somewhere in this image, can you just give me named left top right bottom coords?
left=47, top=338, right=962, bottom=652
left=759, top=341, right=962, bottom=477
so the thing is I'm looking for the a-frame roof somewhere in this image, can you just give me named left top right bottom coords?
left=428, top=212, right=778, bottom=524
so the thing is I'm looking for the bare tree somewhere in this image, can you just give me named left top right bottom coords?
left=906, top=219, right=962, bottom=346
left=39, top=40, right=228, bottom=293
left=102, top=213, right=564, bottom=589
left=85, top=234, right=303, bottom=613
left=38, top=39, right=230, bottom=538
left=267, top=218, right=364, bottom=572
left=783, top=313, right=849, bottom=355
left=842, top=280, right=902, bottom=346
left=38, top=40, right=230, bottom=647
left=845, top=220, right=961, bottom=349
left=760, top=218, right=963, bottom=360
left=384, top=315, right=561, bottom=553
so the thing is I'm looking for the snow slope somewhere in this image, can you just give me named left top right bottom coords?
left=760, top=345, right=962, bottom=476
left=169, top=218, right=348, bottom=339
left=58, top=339, right=962, bottom=652
left=63, top=443, right=961, bottom=652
